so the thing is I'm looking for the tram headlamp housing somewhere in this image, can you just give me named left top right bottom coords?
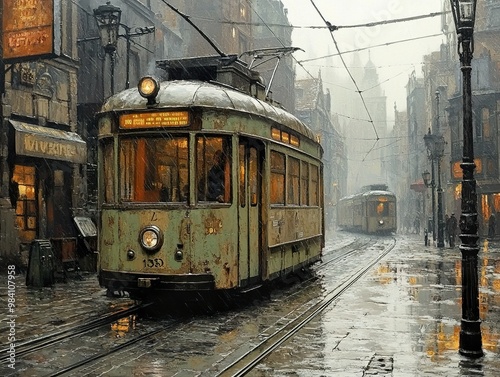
left=138, top=76, right=160, bottom=105
left=378, top=220, right=385, bottom=226
left=139, top=225, right=163, bottom=253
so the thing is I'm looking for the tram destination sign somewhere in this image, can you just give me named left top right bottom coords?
left=1, top=0, right=62, bottom=62
left=120, top=111, right=190, bottom=129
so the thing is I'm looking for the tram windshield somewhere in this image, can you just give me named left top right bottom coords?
left=102, top=134, right=232, bottom=204
left=116, top=136, right=189, bottom=203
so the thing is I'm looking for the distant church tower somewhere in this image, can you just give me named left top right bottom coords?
left=346, top=53, right=387, bottom=192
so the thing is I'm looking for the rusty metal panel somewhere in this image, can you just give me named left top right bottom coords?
left=189, top=208, right=239, bottom=289
left=268, top=207, right=321, bottom=247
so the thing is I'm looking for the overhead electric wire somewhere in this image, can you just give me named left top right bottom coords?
left=160, top=0, right=226, bottom=57
left=299, top=32, right=445, bottom=63
left=186, top=11, right=446, bottom=31
left=308, top=0, right=379, bottom=156
left=244, top=0, right=319, bottom=85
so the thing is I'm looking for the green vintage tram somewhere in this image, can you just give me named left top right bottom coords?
left=96, top=56, right=324, bottom=300
left=337, top=184, right=397, bottom=234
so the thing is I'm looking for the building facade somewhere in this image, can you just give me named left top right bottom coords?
left=1, top=1, right=85, bottom=263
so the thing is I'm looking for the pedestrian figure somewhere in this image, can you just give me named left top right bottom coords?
left=413, top=216, right=420, bottom=235
left=444, top=214, right=450, bottom=246
left=448, top=213, right=458, bottom=247
left=488, top=213, right=496, bottom=239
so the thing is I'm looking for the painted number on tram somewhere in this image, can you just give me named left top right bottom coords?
left=143, top=258, right=164, bottom=268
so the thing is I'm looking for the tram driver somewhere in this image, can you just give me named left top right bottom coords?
left=199, top=149, right=226, bottom=202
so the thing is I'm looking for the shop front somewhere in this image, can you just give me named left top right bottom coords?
left=8, top=120, right=86, bottom=257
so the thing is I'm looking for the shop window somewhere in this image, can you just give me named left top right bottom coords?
left=493, top=194, right=500, bottom=213
left=197, top=136, right=231, bottom=203
left=12, top=165, right=36, bottom=241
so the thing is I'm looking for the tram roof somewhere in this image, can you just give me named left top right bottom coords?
left=101, top=80, right=316, bottom=141
left=339, top=190, right=395, bottom=201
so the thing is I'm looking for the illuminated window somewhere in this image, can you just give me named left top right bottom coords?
left=197, top=136, right=231, bottom=203
left=271, top=127, right=300, bottom=146
left=249, top=147, right=258, bottom=206
left=271, top=128, right=281, bottom=141
left=119, top=136, right=189, bottom=203
left=270, top=151, right=285, bottom=204
left=12, top=165, right=36, bottom=242
left=239, top=145, right=246, bottom=207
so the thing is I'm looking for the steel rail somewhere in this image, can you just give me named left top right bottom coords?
left=213, top=237, right=396, bottom=376
left=0, top=303, right=146, bottom=363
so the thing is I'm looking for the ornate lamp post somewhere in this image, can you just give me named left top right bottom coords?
left=94, top=2, right=155, bottom=94
left=449, top=0, right=483, bottom=358
left=422, top=167, right=436, bottom=241
left=94, top=1, right=121, bottom=95
left=424, top=129, right=446, bottom=248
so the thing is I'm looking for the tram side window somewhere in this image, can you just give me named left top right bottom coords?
left=310, top=164, right=319, bottom=206
left=270, top=151, right=285, bottom=205
left=287, top=157, right=300, bottom=205
left=197, top=136, right=231, bottom=203
left=103, top=142, right=114, bottom=203
left=119, top=136, right=189, bottom=203
left=300, top=161, right=309, bottom=206
left=239, top=145, right=246, bottom=207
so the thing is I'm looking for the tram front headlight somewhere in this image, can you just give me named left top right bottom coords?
left=139, top=225, right=163, bottom=252
left=138, top=76, right=160, bottom=104
left=378, top=219, right=385, bottom=226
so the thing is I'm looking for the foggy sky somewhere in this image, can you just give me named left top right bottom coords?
left=281, top=0, right=444, bottom=121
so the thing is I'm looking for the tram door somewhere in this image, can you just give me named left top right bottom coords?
left=238, top=140, right=262, bottom=286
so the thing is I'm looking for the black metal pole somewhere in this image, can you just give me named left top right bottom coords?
left=124, top=26, right=131, bottom=89
left=437, top=160, right=445, bottom=248
left=458, top=31, right=483, bottom=358
left=431, top=158, right=437, bottom=243
left=436, top=91, right=445, bottom=248
left=110, top=51, right=116, bottom=95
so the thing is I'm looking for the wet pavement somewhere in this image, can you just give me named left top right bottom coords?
left=0, top=232, right=499, bottom=376
left=256, top=232, right=500, bottom=377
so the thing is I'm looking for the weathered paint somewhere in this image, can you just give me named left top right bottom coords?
left=268, top=207, right=322, bottom=247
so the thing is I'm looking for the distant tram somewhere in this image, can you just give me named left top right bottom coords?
left=337, top=184, right=397, bottom=234
left=96, top=56, right=325, bottom=301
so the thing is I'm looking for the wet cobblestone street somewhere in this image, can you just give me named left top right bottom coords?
left=1, top=231, right=499, bottom=376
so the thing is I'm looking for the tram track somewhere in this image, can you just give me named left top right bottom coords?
left=0, top=303, right=145, bottom=364
left=206, top=237, right=396, bottom=376
left=1, top=235, right=396, bottom=376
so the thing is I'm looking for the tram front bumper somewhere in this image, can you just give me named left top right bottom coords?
left=99, top=270, right=216, bottom=291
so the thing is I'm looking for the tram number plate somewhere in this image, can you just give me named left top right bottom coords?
left=143, top=258, right=164, bottom=268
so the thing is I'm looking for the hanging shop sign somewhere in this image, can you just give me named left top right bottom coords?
left=10, top=120, right=86, bottom=164
left=1, top=0, right=62, bottom=63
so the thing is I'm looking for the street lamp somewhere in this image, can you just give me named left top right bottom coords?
left=94, top=2, right=121, bottom=95
left=94, top=2, right=155, bottom=94
left=423, top=129, right=437, bottom=244
left=422, top=166, right=436, bottom=243
left=424, top=128, right=446, bottom=249
left=449, top=0, right=483, bottom=358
